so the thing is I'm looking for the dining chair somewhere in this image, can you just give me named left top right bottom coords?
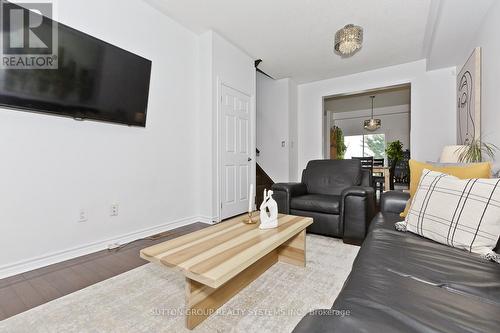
left=352, top=156, right=374, bottom=173
left=372, top=158, right=385, bottom=193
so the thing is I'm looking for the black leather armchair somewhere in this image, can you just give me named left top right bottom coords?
left=272, top=160, right=375, bottom=244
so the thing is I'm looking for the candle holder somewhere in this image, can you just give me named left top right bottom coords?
left=243, top=211, right=258, bottom=224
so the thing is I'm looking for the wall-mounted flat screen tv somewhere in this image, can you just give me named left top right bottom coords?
left=0, top=3, right=152, bottom=127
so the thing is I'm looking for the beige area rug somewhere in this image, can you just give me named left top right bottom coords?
left=0, top=235, right=359, bottom=333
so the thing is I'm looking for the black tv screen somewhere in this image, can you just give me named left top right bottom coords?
left=0, top=4, right=152, bottom=127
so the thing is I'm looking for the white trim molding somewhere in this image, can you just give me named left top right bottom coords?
left=197, top=216, right=218, bottom=225
left=0, top=216, right=211, bottom=279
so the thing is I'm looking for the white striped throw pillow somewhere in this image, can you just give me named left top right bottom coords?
left=396, top=169, right=500, bottom=263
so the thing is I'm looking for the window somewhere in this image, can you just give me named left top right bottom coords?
left=344, top=134, right=386, bottom=159
left=344, top=135, right=364, bottom=159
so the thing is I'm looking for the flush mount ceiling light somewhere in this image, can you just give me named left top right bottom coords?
left=334, top=24, right=363, bottom=56
left=364, top=96, right=381, bottom=131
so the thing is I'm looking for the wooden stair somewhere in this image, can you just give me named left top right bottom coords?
left=256, top=163, right=275, bottom=207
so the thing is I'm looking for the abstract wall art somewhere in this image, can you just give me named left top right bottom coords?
left=457, top=47, right=481, bottom=145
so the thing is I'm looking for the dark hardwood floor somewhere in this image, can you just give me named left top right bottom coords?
left=0, top=222, right=208, bottom=321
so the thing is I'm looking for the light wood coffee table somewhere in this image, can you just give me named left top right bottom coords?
left=140, top=213, right=313, bottom=329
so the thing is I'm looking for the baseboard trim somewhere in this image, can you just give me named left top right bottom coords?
left=197, top=215, right=218, bottom=224
left=0, top=216, right=210, bottom=279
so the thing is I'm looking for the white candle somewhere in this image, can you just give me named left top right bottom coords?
left=248, top=184, right=254, bottom=212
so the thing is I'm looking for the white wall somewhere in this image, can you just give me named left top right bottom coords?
left=297, top=60, right=456, bottom=179
left=256, top=72, right=290, bottom=182
left=0, top=0, right=201, bottom=277
left=411, top=67, right=457, bottom=161
left=197, top=32, right=214, bottom=222
left=289, top=80, right=299, bottom=181
left=459, top=1, right=500, bottom=154
left=197, top=31, right=256, bottom=221
left=330, top=105, right=410, bottom=150
left=256, top=73, right=299, bottom=182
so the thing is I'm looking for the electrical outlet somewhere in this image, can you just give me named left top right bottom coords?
left=110, top=204, right=119, bottom=216
left=78, top=209, right=88, bottom=223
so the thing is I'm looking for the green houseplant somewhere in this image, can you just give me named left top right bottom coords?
left=456, top=139, right=498, bottom=163
left=333, top=126, right=347, bottom=159
left=386, top=140, right=404, bottom=165
left=385, top=140, right=404, bottom=190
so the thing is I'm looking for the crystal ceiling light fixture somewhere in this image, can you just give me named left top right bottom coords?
left=334, top=24, right=363, bottom=56
left=364, top=96, right=381, bottom=131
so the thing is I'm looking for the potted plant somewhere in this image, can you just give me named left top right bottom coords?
left=456, top=139, right=498, bottom=163
left=332, top=126, right=347, bottom=159
left=385, top=140, right=404, bottom=190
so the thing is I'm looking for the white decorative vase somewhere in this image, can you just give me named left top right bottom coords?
left=259, top=189, right=278, bottom=230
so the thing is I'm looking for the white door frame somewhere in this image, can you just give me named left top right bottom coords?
left=321, top=82, right=412, bottom=159
left=216, top=80, right=256, bottom=222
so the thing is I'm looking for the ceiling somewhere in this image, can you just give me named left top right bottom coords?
left=425, top=0, right=496, bottom=70
left=145, top=0, right=495, bottom=83
left=325, top=86, right=410, bottom=114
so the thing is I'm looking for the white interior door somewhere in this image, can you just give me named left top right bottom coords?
left=220, top=84, right=251, bottom=220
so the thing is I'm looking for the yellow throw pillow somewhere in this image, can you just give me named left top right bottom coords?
left=400, top=160, right=491, bottom=217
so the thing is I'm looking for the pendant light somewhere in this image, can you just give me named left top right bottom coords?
left=364, top=96, right=381, bottom=131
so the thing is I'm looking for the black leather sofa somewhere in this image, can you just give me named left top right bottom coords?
left=272, top=160, right=375, bottom=244
left=293, top=191, right=500, bottom=333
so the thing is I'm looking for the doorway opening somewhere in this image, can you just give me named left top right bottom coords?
left=323, top=83, right=411, bottom=193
